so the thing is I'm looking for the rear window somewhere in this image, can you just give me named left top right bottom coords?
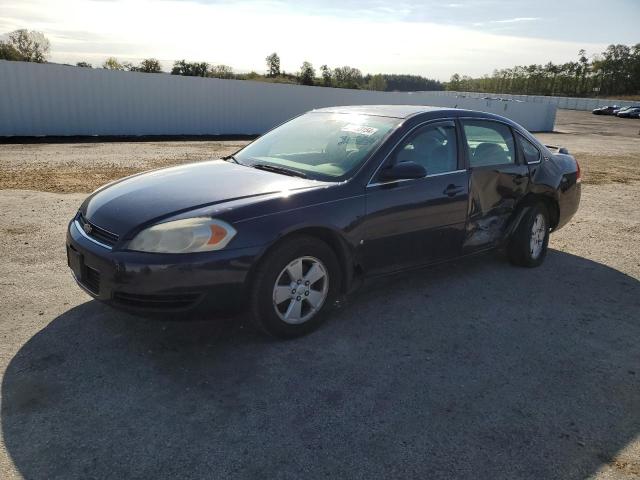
left=462, top=120, right=515, bottom=167
left=518, top=135, right=541, bottom=164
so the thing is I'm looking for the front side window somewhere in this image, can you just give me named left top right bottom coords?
left=462, top=120, right=515, bottom=167
left=519, top=134, right=541, bottom=164
left=235, top=112, right=400, bottom=181
left=393, top=123, right=458, bottom=175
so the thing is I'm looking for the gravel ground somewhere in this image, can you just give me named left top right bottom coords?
left=0, top=111, right=639, bottom=479
left=0, top=141, right=250, bottom=192
left=536, top=110, right=640, bottom=185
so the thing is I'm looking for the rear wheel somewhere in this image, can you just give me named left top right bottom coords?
left=249, top=235, right=341, bottom=338
left=507, top=203, right=550, bottom=267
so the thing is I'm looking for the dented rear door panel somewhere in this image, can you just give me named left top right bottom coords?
left=463, top=164, right=530, bottom=251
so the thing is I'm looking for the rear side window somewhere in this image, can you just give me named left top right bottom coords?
left=519, top=135, right=542, bottom=164
left=394, top=123, right=457, bottom=175
left=462, top=120, right=515, bottom=167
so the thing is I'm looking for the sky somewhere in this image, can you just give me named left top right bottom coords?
left=0, top=0, right=638, bottom=80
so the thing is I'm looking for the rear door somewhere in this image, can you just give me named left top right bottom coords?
left=360, top=120, right=468, bottom=274
left=460, top=119, right=530, bottom=252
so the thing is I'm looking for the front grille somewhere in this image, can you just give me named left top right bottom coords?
left=77, top=214, right=119, bottom=247
left=83, top=266, right=100, bottom=294
left=112, top=292, right=201, bottom=310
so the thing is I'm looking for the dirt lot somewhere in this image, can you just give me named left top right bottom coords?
left=0, top=111, right=639, bottom=479
left=536, top=110, right=640, bottom=185
left=0, top=140, right=250, bottom=193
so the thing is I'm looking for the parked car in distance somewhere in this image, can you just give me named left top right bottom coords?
left=66, top=105, right=581, bottom=338
left=592, top=105, right=619, bottom=115
left=613, top=105, right=640, bottom=114
left=616, top=107, right=640, bottom=118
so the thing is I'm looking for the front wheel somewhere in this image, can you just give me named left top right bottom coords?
left=507, top=204, right=550, bottom=267
left=249, top=235, right=341, bottom=338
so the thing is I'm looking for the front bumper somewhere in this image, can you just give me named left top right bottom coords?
left=66, top=219, right=263, bottom=316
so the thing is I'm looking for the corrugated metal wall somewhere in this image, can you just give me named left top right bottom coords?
left=434, top=90, right=639, bottom=112
left=0, top=60, right=557, bottom=136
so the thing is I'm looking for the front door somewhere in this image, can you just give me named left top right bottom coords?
left=361, top=120, right=469, bottom=275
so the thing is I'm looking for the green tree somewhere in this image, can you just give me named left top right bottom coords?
left=265, top=52, right=280, bottom=77
left=577, top=49, right=589, bottom=95
left=298, top=61, right=315, bottom=85
left=333, top=66, right=363, bottom=89
left=103, top=57, right=124, bottom=70
left=5, top=29, right=50, bottom=62
left=367, top=74, right=387, bottom=91
left=631, top=43, right=640, bottom=94
left=76, top=61, right=92, bottom=68
left=209, top=64, right=234, bottom=79
left=602, top=44, right=632, bottom=95
left=380, top=74, right=442, bottom=92
left=437, top=44, right=639, bottom=98
left=544, top=62, right=560, bottom=95
left=448, top=73, right=461, bottom=91
left=320, top=64, right=332, bottom=87
left=171, top=60, right=209, bottom=76
left=0, top=42, right=22, bottom=61
left=137, top=58, right=162, bottom=73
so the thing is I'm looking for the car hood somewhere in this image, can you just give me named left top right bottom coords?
left=82, top=160, right=323, bottom=235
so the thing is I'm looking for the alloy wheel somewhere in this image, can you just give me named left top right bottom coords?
left=272, top=256, right=329, bottom=324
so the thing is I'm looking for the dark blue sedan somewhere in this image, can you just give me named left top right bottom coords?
left=67, top=105, right=581, bottom=338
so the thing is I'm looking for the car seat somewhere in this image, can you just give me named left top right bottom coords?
left=473, top=142, right=509, bottom=166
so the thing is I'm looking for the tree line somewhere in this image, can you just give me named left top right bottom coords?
left=0, top=30, right=442, bottom=92
left=447, top=44, right=640, bottom=97
left=139, top=53, right=444, bottom=92
left=4, top=29, right=637, bottom=97
left=260, top=53, right=443, bottom=91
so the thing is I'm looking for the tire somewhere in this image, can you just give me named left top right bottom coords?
left=249, top=235, right=342, bottom=338
left=507, top=203, right=550, bottom=268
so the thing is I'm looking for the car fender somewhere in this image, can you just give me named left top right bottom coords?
left=249, top=222, right=358, bottom=293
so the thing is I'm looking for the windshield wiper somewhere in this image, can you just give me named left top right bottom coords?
left=223, top=154, right=242, bottom=165
left=251, top=163, right=307, bottom=178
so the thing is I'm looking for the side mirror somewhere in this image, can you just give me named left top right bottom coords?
left=379, top=161, right=427, bottom=181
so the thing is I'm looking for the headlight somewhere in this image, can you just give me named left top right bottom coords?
left=127, top=218, right=237, bottom=253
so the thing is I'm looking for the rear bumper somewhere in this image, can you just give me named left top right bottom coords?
left=555, top=180, right=581, bottom=231
left=66, top=219, right=263, bottom=316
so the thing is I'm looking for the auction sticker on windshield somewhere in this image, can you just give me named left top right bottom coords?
left=341, top=124, right=378, bottom=136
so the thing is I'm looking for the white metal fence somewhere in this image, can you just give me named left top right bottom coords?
left=0, top=61, right=557, bottom=136
left=433, top=91, right=639, bottom=112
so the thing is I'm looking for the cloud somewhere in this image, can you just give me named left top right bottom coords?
left=0, top=0, right=605, bottom=79
left=492, top=17, right=541, bottom=24
left=474, top=17, right=541, bottom=27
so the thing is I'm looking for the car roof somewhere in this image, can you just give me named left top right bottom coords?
left=312, top=105, right=451, bottom=119
left=310, top=104, right=524, bottom=132
left=310, top=104, right=513, bottom=123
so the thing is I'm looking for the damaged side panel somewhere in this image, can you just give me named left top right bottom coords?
left=463, top=164, right=530, bottom=251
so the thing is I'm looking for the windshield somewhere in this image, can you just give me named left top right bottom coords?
left=234, top=112, right=400, bottom=181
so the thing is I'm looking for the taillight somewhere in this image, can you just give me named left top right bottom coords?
left=575, top=158, right=581, bottom=183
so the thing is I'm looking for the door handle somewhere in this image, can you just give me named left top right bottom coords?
left=443, top=184, right=464, bottom=197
